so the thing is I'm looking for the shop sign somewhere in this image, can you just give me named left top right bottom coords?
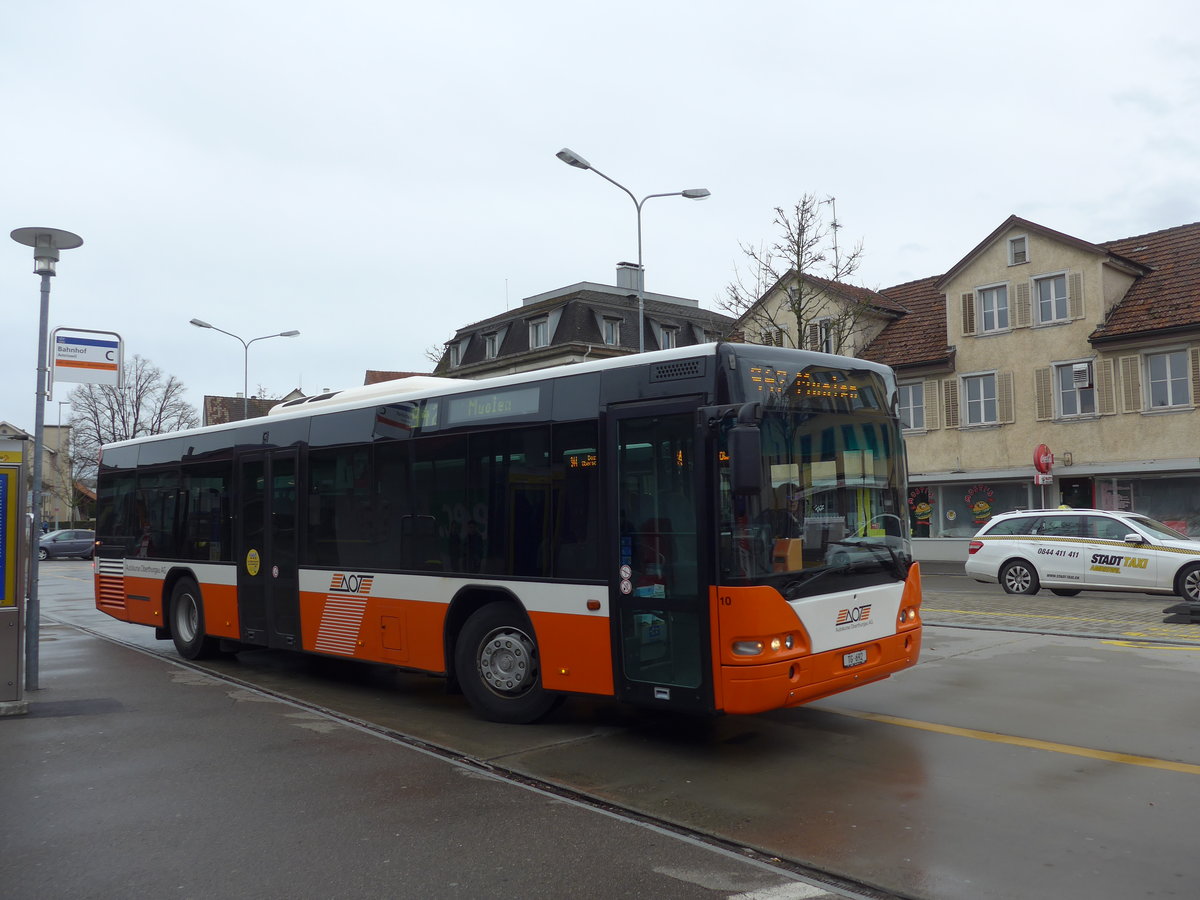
left=1034, top=443, right=1054, bottom=474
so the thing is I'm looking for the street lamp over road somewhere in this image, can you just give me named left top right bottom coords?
left=555, top=147, right=710, bottom=352
left=189, top=318, right=300, bottom=419
left=10, top=226, right=84, bottom=693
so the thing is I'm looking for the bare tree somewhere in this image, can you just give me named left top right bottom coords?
left=719, top=195, right=875, bottom=354
left=68, top=354, right=200, bottom=477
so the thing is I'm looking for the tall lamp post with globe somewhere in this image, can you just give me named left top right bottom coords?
left=10, top=226, right=84, bottom=693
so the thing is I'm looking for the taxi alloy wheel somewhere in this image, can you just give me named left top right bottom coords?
left=1176, top=563, right=1200, bottom=604
left=1000, top=560, right=1040, bottom=595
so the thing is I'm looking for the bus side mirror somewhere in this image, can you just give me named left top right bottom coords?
left=730, top=403, right=762, bottom=496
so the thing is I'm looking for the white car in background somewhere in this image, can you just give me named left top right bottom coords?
left=965, top=508, right=1200, bottom=601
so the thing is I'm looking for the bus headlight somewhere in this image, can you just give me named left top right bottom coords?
left=732, top=640, right=764, bottom=656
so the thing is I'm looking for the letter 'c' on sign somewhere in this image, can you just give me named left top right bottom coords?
left=1034, top=443, right=1054, bottom=474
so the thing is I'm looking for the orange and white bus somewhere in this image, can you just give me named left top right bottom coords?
left=94, top=343, right=921, bottom=722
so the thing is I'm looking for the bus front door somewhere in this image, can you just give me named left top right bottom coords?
left=235, top=450, right=300, bottom=649
left=610, top=403, right=713, bottom=712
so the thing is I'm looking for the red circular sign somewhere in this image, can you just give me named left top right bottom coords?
left=1034, top=444, right=1054, bottom=474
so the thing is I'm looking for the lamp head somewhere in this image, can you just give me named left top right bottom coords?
left=280, top=330, right=300, bottom=338
left=10, top=227, right=84, bottom=276
left=556, top=147, right=591, bottom=170
left=189, top=318, right=213, bottom=328
left=682, top=189, right=711, bottom=200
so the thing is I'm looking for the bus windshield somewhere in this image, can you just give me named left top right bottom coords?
left=719, top=370, right=911, bottom=591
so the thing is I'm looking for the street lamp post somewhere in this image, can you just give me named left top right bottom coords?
left=189, top=319, right=300, bottom=419
left=556, top=148, right=710, bottom=352
left=10, top=226, right=84, bottom=692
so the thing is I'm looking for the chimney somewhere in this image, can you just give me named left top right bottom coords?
left=616, top=261, right=644, bottom=293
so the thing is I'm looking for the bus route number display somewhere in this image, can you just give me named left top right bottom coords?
left=747, top=366, right=860, bottom=402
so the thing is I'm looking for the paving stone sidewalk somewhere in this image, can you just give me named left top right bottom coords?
left=920, top=563, right=1200, bottom=645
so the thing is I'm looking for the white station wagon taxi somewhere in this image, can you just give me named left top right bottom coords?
left=965, top=508, right=1200, bottom=601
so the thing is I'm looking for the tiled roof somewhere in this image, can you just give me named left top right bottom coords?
left=1091, top=221, right=1200, bottom=342
left=364, top=370, right=429, bottom=385
left=804, top=273, right=909, bottom=315
left=860, top=276, right=949, bottom=370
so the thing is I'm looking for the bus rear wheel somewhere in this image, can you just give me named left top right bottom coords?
left=169, top=577, right=220, bottom=660
left=455, top=602, right=561, bottom=724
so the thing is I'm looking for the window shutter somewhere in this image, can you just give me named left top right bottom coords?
left=960, top=293, right=976, bottom=336
left=1034, top=367, right=1053, bottom=420
left=1014, top=282, right=1032, bottom=328
left=1191, top=348, right=1200, bottom=406
left=942, top=378, right=960, bottom=428
left=1068, top=272, right=1084, bottom=319
left=1097, top=358, right=1116, bottom=415
left=775, top=328, right=785, bottom=347
left=923, top=379, right=941, bottom=430
left=805, top=323, right=820, bottom=350
left=997, top=371, right=1015, bottom=424
left=1119, top=355, right=1142, bottom=412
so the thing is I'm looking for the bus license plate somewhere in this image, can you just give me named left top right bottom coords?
left=843, top=649, right=868, bottom=668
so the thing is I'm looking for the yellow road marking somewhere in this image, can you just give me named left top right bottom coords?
left=824, top=706, right=1200, bottom=775
left=1102, top=639, right=1200, bottom=651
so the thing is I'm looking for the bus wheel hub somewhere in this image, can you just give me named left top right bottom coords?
left=479, top=629, right=534, bottom=694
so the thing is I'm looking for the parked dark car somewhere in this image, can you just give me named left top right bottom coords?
left=38, top=529, right=95, bottom=560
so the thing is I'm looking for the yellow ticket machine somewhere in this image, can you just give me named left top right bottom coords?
left=1, top=438, right=28, bottom=715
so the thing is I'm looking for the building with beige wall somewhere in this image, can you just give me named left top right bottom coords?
left=743, top=215, right=1200, bottom=558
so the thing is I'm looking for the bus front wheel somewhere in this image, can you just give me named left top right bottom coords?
left=169, top=577, right=220, bottom=660
left=455, top=602, right=562, bottom=724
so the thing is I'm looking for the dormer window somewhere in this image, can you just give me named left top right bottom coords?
left=484, top=332, right=499, bottom=359
left=603, top=317, right=621, bottom=346
left=1008, top=235, right=1028, bottom=266
left=447, top=343, right=460, bottom=367
left=529, top=318, right=549, bottom=349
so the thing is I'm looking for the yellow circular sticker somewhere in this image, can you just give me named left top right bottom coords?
left=246, top=548, right=261, bottom=576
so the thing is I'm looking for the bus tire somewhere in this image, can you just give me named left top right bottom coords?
left=1000, top=560, right=1039, bottom=595
left=1175, top=563, right=1200, bottom=603
left=169, top=577, right=220, bottom=660
left=454, top=602, right=562, bottom=724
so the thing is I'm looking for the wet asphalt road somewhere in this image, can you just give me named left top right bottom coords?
left=7, top=561, right=1200, bottom=899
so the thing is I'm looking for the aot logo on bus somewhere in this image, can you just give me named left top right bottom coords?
left=329, top=573, right=375, bottom=594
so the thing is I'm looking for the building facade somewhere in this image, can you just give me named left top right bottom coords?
left=743, top=216, right=1200, bottom=558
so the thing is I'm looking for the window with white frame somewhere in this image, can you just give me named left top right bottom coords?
left=1056, top=361, right=1095, bottom=417
left=448, top=343, right=460, bottom=367
left=963, top=373, right=998, bottom=425
left=603, top=318, right=621, bottom=346
left=529, top=319, right=549, bottom=349
left=978, top=285, right=1009, bottom=332
left=1146, top=349, right=1189, bottom=408
left=483, top=332, right=499, bottom=359
left=818, top=318, right=834, bottom=353
left=1036, top=274, right=1068, bottom=324
left=1008, top=236, right=1028, bottom=265
left=898, top=383, right=925, bottom=430
left=660, top=326, right=678, bottom=349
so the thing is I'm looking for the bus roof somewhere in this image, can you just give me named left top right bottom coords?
left=100, top=343, right=894, bottom=451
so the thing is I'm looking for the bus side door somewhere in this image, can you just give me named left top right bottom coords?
left=235, top=450, right=300, bottom=649
left=609, top=400, right=714, bottom=712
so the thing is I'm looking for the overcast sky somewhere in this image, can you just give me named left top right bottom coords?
left=3, top=0, right=1199, bottom=432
